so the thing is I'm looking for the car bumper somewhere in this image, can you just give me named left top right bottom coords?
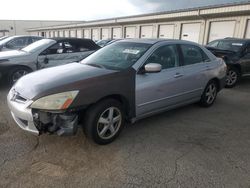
left=7, top=90, right=39, bottom=135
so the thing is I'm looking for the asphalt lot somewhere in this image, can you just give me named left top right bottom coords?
left=0, top=78, right=250, bottom=188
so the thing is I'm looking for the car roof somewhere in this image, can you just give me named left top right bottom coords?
left=118, top=38, right=201, bottom=46
left=215, top=38, right=250, bottom=43
left=50, top=37, right=94, bottom=43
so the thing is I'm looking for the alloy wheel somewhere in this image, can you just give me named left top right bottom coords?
left=97, top=107, right=122, bottom=140
left=12, top=70, right=28, bottom=83
left=205, top=83, right=217, bottom=104
left=226, top=70, right=237, bottom=86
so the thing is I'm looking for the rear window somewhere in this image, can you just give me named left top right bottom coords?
left=180, top=44, right=209, bottom=65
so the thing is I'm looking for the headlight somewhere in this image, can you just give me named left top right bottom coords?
left=31, top=91, right=79, bottom=110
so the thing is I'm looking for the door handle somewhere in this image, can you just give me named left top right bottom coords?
left=174, top=73, right=183, bottom=78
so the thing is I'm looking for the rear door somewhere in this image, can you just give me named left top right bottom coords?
left=136, top=44, right=187, bottom=117
left=179, top=44, right=211, bottom=98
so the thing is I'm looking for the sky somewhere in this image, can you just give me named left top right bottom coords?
left=0, top=0, right=248, bottom=21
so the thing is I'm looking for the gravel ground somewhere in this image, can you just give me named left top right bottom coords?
left=0, top=78, right=250, bottom=188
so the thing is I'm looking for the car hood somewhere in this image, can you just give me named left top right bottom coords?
left=13, top=63, right=116, bottom=100
left=0, top=50, right=28, bottom=59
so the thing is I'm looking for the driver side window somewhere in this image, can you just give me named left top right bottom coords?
left=43, top=42, right=64, bottom=55
left=145, top=45, right=179, bottom=69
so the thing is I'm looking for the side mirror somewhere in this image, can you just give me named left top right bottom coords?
left=144, top=63, right=162, bottom=73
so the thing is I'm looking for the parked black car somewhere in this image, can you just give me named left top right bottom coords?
left=206, top=38, right=250, bottom=87
left=0, top=35, right=42, bottom=52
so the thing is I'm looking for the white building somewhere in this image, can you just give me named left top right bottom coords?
left=0, top=20, right=81, bottom=37
left=27, top=1, right=250, bottom=44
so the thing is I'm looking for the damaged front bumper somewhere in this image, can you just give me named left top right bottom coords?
left=7, top=90, right=79, bottom=136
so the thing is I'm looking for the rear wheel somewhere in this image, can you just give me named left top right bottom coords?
left=225, top=67, right=240, bottom=88
left=8, top=67, right=31, bottom=85
left=200, top=80, right=218, bottom=107
left=83, top=99, right=125, bottom=145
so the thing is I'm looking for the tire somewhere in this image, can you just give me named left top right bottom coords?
left=8, top=67, right=31, bottom=85
left=225, top=67, right=240, bottom=88
left=83, top=99, right=125, bottom=145
left=199, top=80, right=218, bottom=107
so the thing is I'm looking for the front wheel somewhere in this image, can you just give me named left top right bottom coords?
left=8, top=67, right=31, bottom=85
left=83, top=99, right=125, bottom=145
left=199, top=81, right=218, bottom=107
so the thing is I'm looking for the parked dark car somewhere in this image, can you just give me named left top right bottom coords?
left=7, top=39, right=226, bottom=145
left=0, top=35, right=42, bottom=52
left=96, top=39, right=113, bottom=47
left=0, top=38, right=100, bottom=84
left=206, top=38, right=250, bottom=87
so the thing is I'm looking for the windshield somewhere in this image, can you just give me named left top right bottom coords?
left=208, top=40, right=244, bottom=52
left=81, top=42, right=152, bottom=70
left=22, top=39, right=55, bottom=53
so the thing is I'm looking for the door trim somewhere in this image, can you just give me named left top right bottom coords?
left=137, top=87, right=202, bottom=107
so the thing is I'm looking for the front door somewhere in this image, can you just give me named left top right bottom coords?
left=136, top=44, right=187, bottom=117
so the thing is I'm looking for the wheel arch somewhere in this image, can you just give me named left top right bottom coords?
left=96, top=94, right=132, bottom=119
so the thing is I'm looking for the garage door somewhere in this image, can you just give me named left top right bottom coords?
left=84, top=29, right=91, bottom=39
left=70, top=30, right=76, bottom=38
left=158, top=24, right=175, bottom=39
left=125, top=26, right=136, bottom=38
left=77, top=29, right=83, bottom=38
left=101, top=28, right=110, bottom=39
left=112, top=27, right=122, bottom=39
left=181, top=23, right=201, bottom=43
left=245, top=20, right=250, bottom=39
left=208, top=21, right=236, bottom=42
left=140, top=25, right=153, bottom=38
left=64, top=30, right=70, bottom=37
left=59, top=31, right=64, bottom=37
left=92, top=29, right=100, bottom=41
